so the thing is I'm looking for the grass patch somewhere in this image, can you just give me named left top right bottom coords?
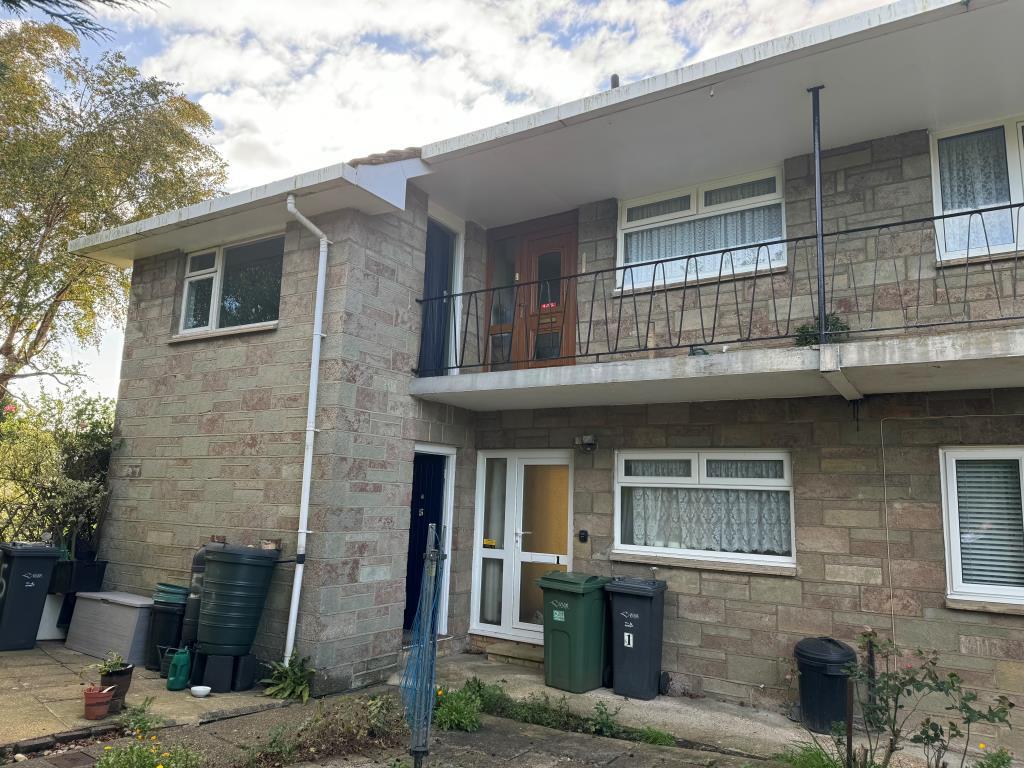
left=457, top=678, right=677, bottom=747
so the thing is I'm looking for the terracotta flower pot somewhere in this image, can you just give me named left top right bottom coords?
left=100, top=664, right=134, bottom=714
left=83, top=686, right=114, bottom=720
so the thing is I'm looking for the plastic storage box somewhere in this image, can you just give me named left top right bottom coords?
left=66, top=591, right=154, bottom=665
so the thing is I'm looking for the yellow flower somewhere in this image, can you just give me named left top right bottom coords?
left=151, top=735, right=158, bottom=741
left=980, top=743, right=987, bottom=750
left=104, top=746, right=112, bottom=751
left=157, top=764, right=164, bottom=768
left=161, top=752, right=170, bottom=757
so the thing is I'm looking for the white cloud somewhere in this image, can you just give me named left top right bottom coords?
left=56, top=0, right=885, bottom=401
left=103, top=0, right=884, bottom=191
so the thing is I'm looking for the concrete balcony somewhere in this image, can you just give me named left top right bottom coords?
left=410, top=325, right=1024, bottom=410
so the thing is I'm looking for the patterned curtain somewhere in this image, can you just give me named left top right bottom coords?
left=937, top=127, right=1014, bottom=253
left=621, top=203, right=785, bottom=287
left=621, top=459, right=791, bottom=556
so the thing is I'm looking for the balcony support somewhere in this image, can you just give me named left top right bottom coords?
left=819, top=343, right=863, bottom=401
left=808, top=84, right=827, bottom=346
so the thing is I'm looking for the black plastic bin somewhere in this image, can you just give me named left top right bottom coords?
left=794, top=637, right=857, bottom=734
left=146, top=602, right=186, bottom=670
left=605, top=577, right=669, bottom=700
left=0, top=543, right=60, bottom=651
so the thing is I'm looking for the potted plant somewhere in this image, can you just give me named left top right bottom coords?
left=87, top=652, right=134, bottom=714
left=83, top=685, right=115, bottom=720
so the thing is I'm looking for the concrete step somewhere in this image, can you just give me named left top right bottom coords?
left=485, top=640, right=544, bottom=670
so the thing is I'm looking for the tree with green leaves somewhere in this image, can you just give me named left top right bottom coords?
left=0, top=22, right=227, bottom=399
left=1, top=0, right=146, bottom=40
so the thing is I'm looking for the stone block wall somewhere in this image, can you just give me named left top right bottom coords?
left=105, top=189, right=476, bottom=688
left=455, top=128, right=1023, bottom=369
left=476, top=390, right=1024, bottom=750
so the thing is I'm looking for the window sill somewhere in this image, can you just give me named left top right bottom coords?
left=169, top=321, right=278, bottom=344
left=609, top=549, right=797, bottom=576
left=936, top=247, right=1021, bottom=268
left=945, top=595, right=1024, bottom=616
left=612, top=263, right=788, bottom=297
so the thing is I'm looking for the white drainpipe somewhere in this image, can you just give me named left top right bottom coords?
left=283, top=193, right=331, bottom=662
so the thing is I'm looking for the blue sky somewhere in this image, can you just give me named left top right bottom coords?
left=8, top=0, right=883, bottom=401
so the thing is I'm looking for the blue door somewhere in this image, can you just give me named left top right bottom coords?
left=404, top=452, right=446, bottom=631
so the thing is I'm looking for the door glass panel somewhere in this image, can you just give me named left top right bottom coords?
left=479, top=558, right=503, bottom=625
left=536, top=251, right=562, bottom=310
left=490, top=239, right=517, bottom=325
left=482, top=458, right=507, bottom=549
left=521, top=465, right=569, bottom=556
left=534, top=331, right=561, bottom=361
left=489, top=333, right=513, bottom=370
left=519, top=562, right=566, bottom=625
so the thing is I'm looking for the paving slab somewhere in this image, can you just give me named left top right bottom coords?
left=0, top=642, right=281, bottom=749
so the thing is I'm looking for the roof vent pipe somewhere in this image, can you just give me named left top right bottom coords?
left=283, top=193, right=332, bottom=663
left=610, top=73, right=620, bottom=89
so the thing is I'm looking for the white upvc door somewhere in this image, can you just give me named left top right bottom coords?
left=471, top=450, right=573, bottom=644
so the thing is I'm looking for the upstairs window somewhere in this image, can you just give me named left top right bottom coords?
left=931, top=119, right=1024, bottom=259
left=617, top=169, right=786, bottom=289
left=942, top=448, right=1024, bottom=605
left=180, top=235, right=285, bottom=333
left=614, top=450, right=794, bottom=567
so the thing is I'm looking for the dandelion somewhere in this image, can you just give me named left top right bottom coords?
left=151, top=735, right=158, bottom=741
left=161, top=752, right=170, bottom=757
left=980, top=743, right=987, bottom=750
left=103, top=746, right=112, bottom=751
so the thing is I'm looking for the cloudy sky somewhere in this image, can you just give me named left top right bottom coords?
left=15, top=0, right=884, bottom=400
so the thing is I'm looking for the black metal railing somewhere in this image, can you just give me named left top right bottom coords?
left=414, top=203, right=1024, bottom=377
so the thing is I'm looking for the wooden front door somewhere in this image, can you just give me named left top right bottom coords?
left=485, top=214, right=577, bottom=370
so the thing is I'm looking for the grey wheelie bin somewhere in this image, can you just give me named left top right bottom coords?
left=0, top=543, right=61, bottom=651
left=605, top=576, right=669, bottom=700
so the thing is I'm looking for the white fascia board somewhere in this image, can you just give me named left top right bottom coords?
left=68, top=157, right=431, bottom=260
left=421, top=0, right=994, bottom=162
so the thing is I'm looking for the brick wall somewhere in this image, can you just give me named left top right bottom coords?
left=476, top=390, right=1024, bottom=750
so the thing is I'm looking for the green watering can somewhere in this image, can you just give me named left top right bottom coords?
left=166, top=648, right=191, bottom=691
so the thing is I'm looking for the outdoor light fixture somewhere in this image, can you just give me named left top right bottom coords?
left=573, top=435, right=597, bottom=453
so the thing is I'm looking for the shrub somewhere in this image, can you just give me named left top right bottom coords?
left=0, top=393, right=115, bottom=556
left=588, top=701, right=621, bottom=738
left=794, top=313, right=850, bottom=347
left=974, top=748, right=1013, bottom=768
left=433, top=686, right=482, bottom=732
left=118, top=697, right=162, bottom=736
left=95, top=741, right=202, bottom=768
left=795, top=631, right=1015, bottom=768
left=260, top=652, right=314, bottom=703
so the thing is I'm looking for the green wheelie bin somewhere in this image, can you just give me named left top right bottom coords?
left=537, top=572, right=611, bottom=693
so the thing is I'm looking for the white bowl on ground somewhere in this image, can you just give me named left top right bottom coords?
left=190, top=685, right=211, bottom=698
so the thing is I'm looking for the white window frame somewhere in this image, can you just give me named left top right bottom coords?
left=616, top=167, right=787, bottom=288
left=613, top=449, right=795, bottom=567
left=178, top=234, right=285, bottom=335
left=941, top=446, right=1024, bottom=606
left=929, top=117, right=1024, bottom=262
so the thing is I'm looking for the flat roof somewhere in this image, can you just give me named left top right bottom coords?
left=70, top=0, right=1011, bottom=263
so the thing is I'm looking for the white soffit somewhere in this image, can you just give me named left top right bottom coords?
left=416, top=0, right=1021, bottom=228
left=69, top=159, right=430, bottom=266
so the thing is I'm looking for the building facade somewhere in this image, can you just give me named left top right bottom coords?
left=74, top=0, right=1024, bottom=750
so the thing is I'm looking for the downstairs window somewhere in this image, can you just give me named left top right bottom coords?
left=614, top=450, right=794, bottom=566
left=942, top=448, right=1024, bottom=604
